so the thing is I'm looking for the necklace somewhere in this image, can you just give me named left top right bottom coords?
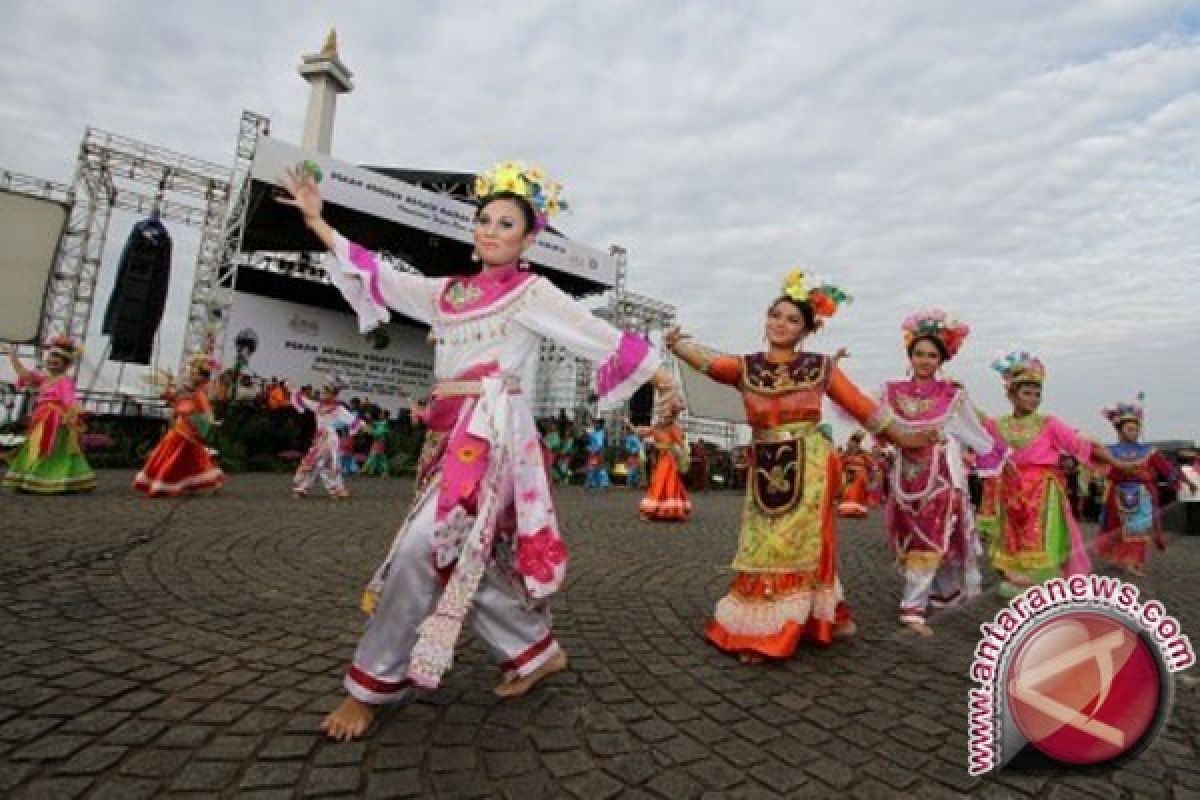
left=445, top=280, right=483, bottom=309
left=892, top=380, right=941, bottom=417
left=1001, top=414, right=1044, bottom=448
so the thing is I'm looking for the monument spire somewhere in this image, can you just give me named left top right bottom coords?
left=298, top=27, right=354, bottom=154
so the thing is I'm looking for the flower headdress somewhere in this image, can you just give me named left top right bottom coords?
left=1103, top=393, right=1145, bottom=427
left=901, top=309, right=970, bottom=360
left=187, top=352, right=220, bottom=377
left=44, top=335, right=82, bottom=363
left=991, top=350, right=1045, bottom=389
left=780, top=269, right=852, bottom=327
left=472, top=160, right=568, bottom=233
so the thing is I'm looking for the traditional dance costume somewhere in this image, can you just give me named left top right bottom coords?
left=361, top=418, right=391, bottom=476
left=339, top=429, right=359, bottom=476
left=837, top=442, right=871, bottom=518
left=979, top=353, right=1092, bottom=585
left=884, top=312, right=1007, bottom=626
left=1095, top=398, right=1186, bottom=573
left=134, top=375, right=224, bottom=497
left=865, top=451, right=886, bottom=507
left=623, top=431, right=644, bottom=489
left=3, top=339, right=95, bottom=494
left=638, top=423, right=691, bottom=521
left=584, top=426, right=609, bottom=488
left=552, top=433, right=574, bottom=484
left=322, top=164, right=659, bottom=700
left=679, top=271, right=888, bottom=660
left=293, top=389, right=361, bottom=498
left=699, top=352, right=888, bottom=657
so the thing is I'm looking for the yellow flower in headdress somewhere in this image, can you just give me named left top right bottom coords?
left=472, top=159, right=569, bottom=232
left=782, top=269, right=809, bottom=303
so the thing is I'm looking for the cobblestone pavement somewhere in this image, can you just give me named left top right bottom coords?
left=1, top=471, right=1198, bottom=799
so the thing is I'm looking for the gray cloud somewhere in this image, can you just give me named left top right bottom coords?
left=1, top=1, right=1197, bottom=441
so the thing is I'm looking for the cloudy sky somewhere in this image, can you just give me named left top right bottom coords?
left=2, top=1, right=1198, bottom=441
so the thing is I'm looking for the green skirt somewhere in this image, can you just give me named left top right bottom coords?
left=3, top=427, right=96, bottom=494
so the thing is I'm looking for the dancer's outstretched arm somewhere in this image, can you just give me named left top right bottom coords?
left=664, top=326, right=720, bottom=375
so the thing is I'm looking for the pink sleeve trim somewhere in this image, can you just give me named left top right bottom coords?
left=595, top=332, right=660, bottom=411
left=346, top=241, right=387, bottom=308
left=291, top=389, right=309, bottom=414
left=973, top=437, right=1010, bottom=477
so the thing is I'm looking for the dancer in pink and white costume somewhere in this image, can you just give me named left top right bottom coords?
left=291, top=376, right=361, bottom=499
left=277, top=160, right=678, bottom=740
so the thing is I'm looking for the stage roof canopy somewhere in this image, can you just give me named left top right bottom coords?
left=239, top=138, right=614, bottom=298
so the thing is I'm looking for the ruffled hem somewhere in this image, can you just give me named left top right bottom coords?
left=133, top=467, right=224, bottom=497
left=705, top=600, right=852, bottom=658
left=706, top=573, right=851, bottom=658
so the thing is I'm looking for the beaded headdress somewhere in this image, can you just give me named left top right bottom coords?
left=1103, top=393, right=1145, bottom=427
left=779, top=269, right=851, bottom=327
left=44, top=335, right=82, bottom=363
left=991, top=350, right=1045, bottom=389
left=901, top=309, right=970, bottom=360
left=472, top=160, right=567, bottom=233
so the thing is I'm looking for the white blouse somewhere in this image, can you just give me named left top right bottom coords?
left=326, top=233, right=658, bottom=408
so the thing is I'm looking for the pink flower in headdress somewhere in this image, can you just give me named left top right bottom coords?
left=516, top=527, right=567, bottom=584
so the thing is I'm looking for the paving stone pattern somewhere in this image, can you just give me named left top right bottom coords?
left=1, top=472, right=1198, bottom=798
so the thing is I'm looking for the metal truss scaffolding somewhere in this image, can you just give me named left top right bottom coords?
left=181, top=111, right=270, bottom=367
left=33, top=126, right=237, bottom=377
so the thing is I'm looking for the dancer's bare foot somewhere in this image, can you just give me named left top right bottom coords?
left=834, top=619, right=857, bottom=638
left=902, top=619, right=934, bottom=637
left=738, top=652, right=764, bottom=665
left=494, top=650, right=568, bottom=698
left=320, top=696, right=376, bottom=742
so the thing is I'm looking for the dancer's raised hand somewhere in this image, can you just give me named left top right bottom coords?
left=277, top=167, right=324, bottom=222
left=664, top=326, right=688, bottom=351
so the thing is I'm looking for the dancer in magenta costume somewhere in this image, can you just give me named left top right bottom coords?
left=883, top=311, right=1007, bottom=636
left=978, top=352, right=1116, bottom=596
left=277, top=159, right=679, bottom=740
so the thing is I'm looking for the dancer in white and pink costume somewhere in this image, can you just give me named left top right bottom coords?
left=291, top=376, right=360, bottom=499
left=277, top=160, right=677, bottom=740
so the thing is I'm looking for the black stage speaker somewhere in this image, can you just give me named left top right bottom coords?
left=103, top=215, right=172, bottom=364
